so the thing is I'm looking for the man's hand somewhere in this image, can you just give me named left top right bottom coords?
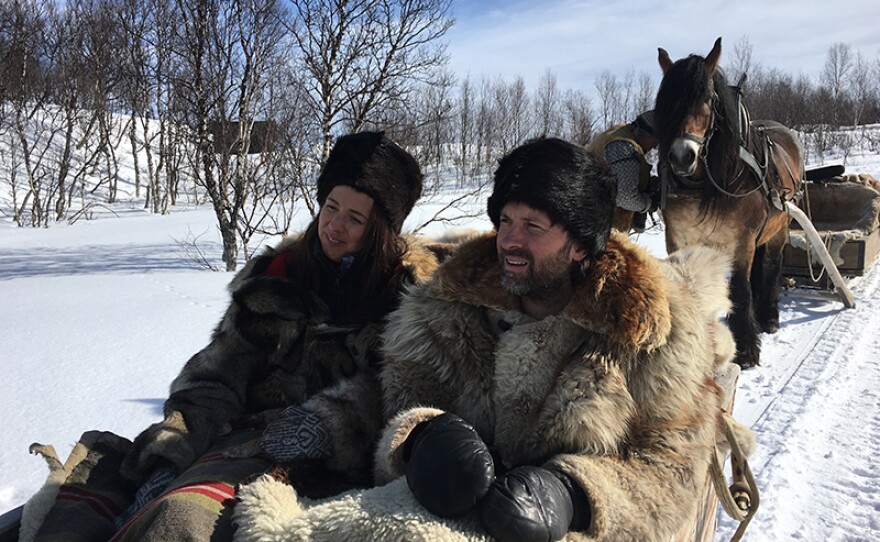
left=404, top=413, right=495, bottom=518
left=648, top=175, right=662, bottom=212
left=479, top=466, right=590, bottom=542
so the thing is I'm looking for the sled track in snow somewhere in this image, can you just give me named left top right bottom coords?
left=747, top=307, right=838, bottom=429
left=717, top=264, right=880, bottom=541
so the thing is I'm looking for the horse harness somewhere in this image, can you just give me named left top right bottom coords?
left=662, top=78, right=794, bottom=213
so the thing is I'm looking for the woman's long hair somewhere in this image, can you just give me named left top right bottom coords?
left=289, top=204, right=407, bottom=306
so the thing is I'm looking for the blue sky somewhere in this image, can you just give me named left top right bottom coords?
left=445, top=0, right=880, bottom=92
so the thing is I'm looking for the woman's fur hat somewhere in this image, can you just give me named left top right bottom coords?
left=487, top=137, right=617, bottom=258
left=316, top=131, right=423, bottom=233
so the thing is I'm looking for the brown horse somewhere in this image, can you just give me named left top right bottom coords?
left=654, top=38, right=804, bottom=369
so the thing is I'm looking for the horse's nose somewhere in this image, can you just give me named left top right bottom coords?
left=669, top=138, right=700, bottom=176
left=680, top=147, right=696, bottom=164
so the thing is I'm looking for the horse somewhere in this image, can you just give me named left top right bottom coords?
left=654, top=37, right=804, bottom=369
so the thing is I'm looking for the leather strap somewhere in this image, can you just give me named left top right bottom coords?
left=710, top=413, right=759, bottom=542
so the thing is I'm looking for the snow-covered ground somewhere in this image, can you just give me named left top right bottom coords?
left=2, top=145, right=880, bottom=541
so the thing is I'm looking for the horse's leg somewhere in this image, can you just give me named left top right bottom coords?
left=750, top=244, right=765, bottom=305
left=753, top=229, right=787, bottom=334
left=729, top=248, right=762, bottom=369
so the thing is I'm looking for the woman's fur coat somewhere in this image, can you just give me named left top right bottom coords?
left=234, top=231, right=753, bottom=542
left=121, top=234, right=439, bottom=483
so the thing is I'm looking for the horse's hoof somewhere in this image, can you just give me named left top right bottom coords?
left=733, top=357, right=760, bottom=370
left=761, top=320, right=780, bottom=334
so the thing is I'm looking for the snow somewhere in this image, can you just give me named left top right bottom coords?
left=2, top=144, right=880, bottom=542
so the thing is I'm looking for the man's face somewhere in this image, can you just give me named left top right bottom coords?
left=496, top=201, right=585, bottom=297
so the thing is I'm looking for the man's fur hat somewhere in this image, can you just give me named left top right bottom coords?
left=487, top=137, right=617, bottom=258
left=316, top=131, right=423, bottom=233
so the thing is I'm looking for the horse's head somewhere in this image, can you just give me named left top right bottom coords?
left=655, top=38, right=735, bottom=180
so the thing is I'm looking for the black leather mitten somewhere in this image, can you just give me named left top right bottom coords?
left=479, top=465, right=590, bottom=542
left=403, top=413, right=495, bottom=518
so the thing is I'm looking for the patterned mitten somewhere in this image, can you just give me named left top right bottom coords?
left=258, top=405, right=332, bottom=462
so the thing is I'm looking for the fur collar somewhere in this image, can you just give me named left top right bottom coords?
left=398, top=235, right=441, bottom=283
left=258, top=233, right=439, bottom=284
left=427, top=231, right=671, bottom=351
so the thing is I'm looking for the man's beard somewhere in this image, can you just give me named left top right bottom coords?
left=499, top=243, right=575, bottom=298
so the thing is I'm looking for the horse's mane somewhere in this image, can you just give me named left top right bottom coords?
left=655, top=54, right=740, bottom=205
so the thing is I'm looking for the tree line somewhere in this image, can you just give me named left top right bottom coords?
left=2, top=1, right=879, bottom=270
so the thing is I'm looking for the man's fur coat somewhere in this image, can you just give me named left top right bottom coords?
left=234, top=231, right=753, bottom=542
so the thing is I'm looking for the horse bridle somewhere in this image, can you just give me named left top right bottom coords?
left=663, top=90, right=720, bottom=190
left=677, top=88, right=767, bottom=200
left=684, top=89, right=719, bottom=153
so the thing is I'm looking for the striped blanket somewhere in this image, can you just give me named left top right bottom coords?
left=25, top=431, right=133, bottom=542
left=110, top=430, right=269, bottom=541
left=27, top=430, right=269, bottom=542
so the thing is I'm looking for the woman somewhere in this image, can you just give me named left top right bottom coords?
left=21, top=131, right=438, bottom=542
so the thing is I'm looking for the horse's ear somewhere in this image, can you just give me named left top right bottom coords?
left=658, top=48, right=673, bottom=73
left=705, top=37, right=722, bottom=77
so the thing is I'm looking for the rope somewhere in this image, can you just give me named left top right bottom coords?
left=710, top=413, right=760, bottom=542
left=798, top=181, right=832, bottom=284
left=805, top=232, right=832, bottom=283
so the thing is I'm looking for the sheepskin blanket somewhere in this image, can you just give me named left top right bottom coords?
left=233, top=475, right=497, bottom=542
left=790, top=177, right=880, bottom=266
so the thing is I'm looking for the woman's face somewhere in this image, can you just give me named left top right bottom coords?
left=318, top=185, right=375, bottom=262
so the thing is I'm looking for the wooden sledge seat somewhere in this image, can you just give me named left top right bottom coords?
left=783, top=177, right=880, bottom=287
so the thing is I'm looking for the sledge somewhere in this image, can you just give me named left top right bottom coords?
left=0, top=506, right=21, bottom=542
left=0, top=364, right=750, bottom=542
left=782, top=170, right=880, bottom=304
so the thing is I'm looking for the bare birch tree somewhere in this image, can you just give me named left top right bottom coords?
left=535, top=69, right=562, bottom=137
left=633, top=71, right=654, bottom=117
left=173, top=0, right=290, bottom=270
left=456, top=74, right=475, bottom=180
left=849, top=51, right=876, bottom=126
left=417, top=69, right=455, bottom=171
left=508, top=75, right=531, bottom=145
left=4, top=0, right=58, bottom=226
left=727, top=34, right=761, bottom=89
left=562, top=88, right=594, bottom=146
left=594, top=69, right=622, bottom=130
left=822, top=42, right=853, bottom=101
left=286, top=0, right=452, bottom=163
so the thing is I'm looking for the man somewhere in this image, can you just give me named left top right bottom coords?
left=232, top=137, right=753, bottom=542
left=587, top=110, right=660, bottom=232
left=373, top=137, right=746, bottom=541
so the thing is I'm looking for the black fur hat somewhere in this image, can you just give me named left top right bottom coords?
left=487, top=137, right=617, bottom=257
left=316, top=131, right=423, bottom=233
left=633, top=110, right=655, bottom=136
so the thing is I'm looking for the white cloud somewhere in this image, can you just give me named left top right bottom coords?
left=446, top=0, right=880, bottom=91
